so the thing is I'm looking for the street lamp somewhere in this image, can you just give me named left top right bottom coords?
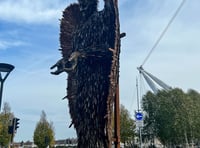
left=0, top=63, right=14, bottom=110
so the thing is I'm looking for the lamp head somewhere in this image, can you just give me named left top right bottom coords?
left=0, top=63, right=15, bottom=73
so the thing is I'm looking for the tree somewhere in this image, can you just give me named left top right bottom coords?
left=120, top=104, right=136, bottom=147
left=33, top=111, right=55, bottom=148
left=143, top=89, right=186, bottom=146
left=142, top=88, right=200, bottom=147
left=0, top=102, right=14, bottom=147
left=186, top=89, right=200, bottom=144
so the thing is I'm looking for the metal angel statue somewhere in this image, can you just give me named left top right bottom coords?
left=51, top=0, right=122, bottom=147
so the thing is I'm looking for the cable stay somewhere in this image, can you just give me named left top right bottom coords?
left=137, top=66, right=172, bottom=94
left=141, top=0, right=186, bottom=67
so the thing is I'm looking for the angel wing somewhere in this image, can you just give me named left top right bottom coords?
left=51, top=4, right=81, bottom=75
left=60, top=3, right=81, bottom=59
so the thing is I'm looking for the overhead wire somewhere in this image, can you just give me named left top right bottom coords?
left=141, top=0, right=186, bottom=67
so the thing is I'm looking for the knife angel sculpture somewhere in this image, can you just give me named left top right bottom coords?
left=51, top=0, right=121, bottom=147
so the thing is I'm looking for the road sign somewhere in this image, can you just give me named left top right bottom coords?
left=136, top=120, right=144, bottom=128
left=135, top=112, right=143, bottom=121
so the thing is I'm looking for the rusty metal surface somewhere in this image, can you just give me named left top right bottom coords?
left=51, top=0, right=121, bottom=147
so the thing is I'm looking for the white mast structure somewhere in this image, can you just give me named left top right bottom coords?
left=137, top=66, right=171, bottom=94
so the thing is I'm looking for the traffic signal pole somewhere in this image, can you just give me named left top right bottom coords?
left=11, top=118, right=16, bottom=148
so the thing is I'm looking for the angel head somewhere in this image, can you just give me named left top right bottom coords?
left=78, top=0, right=98, bottom=20
left=78, top=0, right=98, bottom=11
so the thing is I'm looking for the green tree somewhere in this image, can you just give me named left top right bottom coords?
left=142, top=91, right=158, bottom=145
left=33, top=111, right=55, bottom=148
left=142, top=88, right=200, bottom=146
left=0, top=102, right=14, bottom=147
left=186, top=89, right=200, bottom=144
left=120, top=104, right=135, bottom=147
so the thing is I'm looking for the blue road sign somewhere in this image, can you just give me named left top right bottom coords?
left=135, top=112, right=143, bottom=121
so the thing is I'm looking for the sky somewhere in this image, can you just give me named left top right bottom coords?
left=0, top=0, right=200, bottom=142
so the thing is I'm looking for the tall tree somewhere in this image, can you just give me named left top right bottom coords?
left=142, top=88, right=200, bottom=146
left=0, top=102, right=13, bottom=147
left=186, top=89, right=200, bottom=144
left=120, top=104, right=135, bottom=147
left=33, top=111, right=55, bottom=148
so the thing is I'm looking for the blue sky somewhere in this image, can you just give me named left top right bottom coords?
left=0, top=0, right=200, bottom=142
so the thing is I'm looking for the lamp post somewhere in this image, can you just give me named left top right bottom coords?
left=0, top=63, right=14, bottom=110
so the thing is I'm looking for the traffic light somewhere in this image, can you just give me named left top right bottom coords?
left=8, top=117, right=20, bottom=134
left=8, top=125, right=13, bottom=134
left=13, top=118, right=20, bottom=130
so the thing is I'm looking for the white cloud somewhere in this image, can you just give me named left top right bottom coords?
left=0, top=0, right=72, bottom=24
left=0, top=39, right=27, bottom=50
left=0, top=40, right=9, bottom=50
